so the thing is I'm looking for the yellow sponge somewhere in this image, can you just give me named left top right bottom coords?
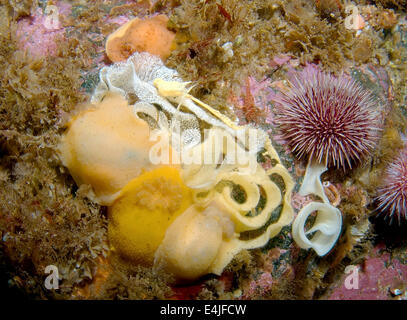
left=108, top=166, right=193, bottom=265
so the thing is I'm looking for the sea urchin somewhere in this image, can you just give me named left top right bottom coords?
left=376, top=148, right=407, bottom=225
left=272, top=65, right=381, bottom=168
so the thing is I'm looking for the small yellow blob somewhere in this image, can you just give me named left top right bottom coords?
left=108, top=166, right=193, bottom=265
left=59, top=93, right=178, bottom=205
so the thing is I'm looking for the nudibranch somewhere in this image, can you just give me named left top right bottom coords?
left=60, top=52, right=295, bottom=280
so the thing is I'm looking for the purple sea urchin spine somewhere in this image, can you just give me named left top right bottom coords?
left=271, top=65, right=381, bottom=168
left=376, top=148, right=407, bottom=225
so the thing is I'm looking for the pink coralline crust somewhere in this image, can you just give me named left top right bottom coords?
left=257, top=272, right=273, bottom=290
left=359, top=64, right=393, bottom=103
left=230, top=76, right=272, bottom=125
left=291, top=192, right=313, bottom=212
left=270, top=54, right=300, bottom=69
left=270, top=64, right=381, bottom=168
left=328, top=245, right=407, bottom=300
left=246, top=76, right=271, bottom=106
left=376, top=147, right=407, bottom=224
left=265, top=122, right=291, bottom=156
left=240, top=247, right=296, bottom=299
left=55, top=1, right=72, bottom=16
left=261, top=248, right=283, bottom=273
left=105, top=16, right=131, bottom=25
left=16, top=3, right=69, bottom=58
left=270, top=55, right=291, bottom=68
left=241, top=272, right=273, bottom=299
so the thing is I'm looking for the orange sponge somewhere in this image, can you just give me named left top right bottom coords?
left=106, top=14, right=176, bottom=62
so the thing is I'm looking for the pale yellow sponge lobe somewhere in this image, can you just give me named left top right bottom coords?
left=108, top=166, right=193, bottom=266
left=59, top=93, right=175, bottom=205
left=154, top=203, right=226, bottom=280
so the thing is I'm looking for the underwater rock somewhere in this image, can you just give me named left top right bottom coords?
left=3, top=0, right=406, bottom=300
left=328, top=244, right=407, bottom=300
left=16, top=5, right=68, bottom=57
